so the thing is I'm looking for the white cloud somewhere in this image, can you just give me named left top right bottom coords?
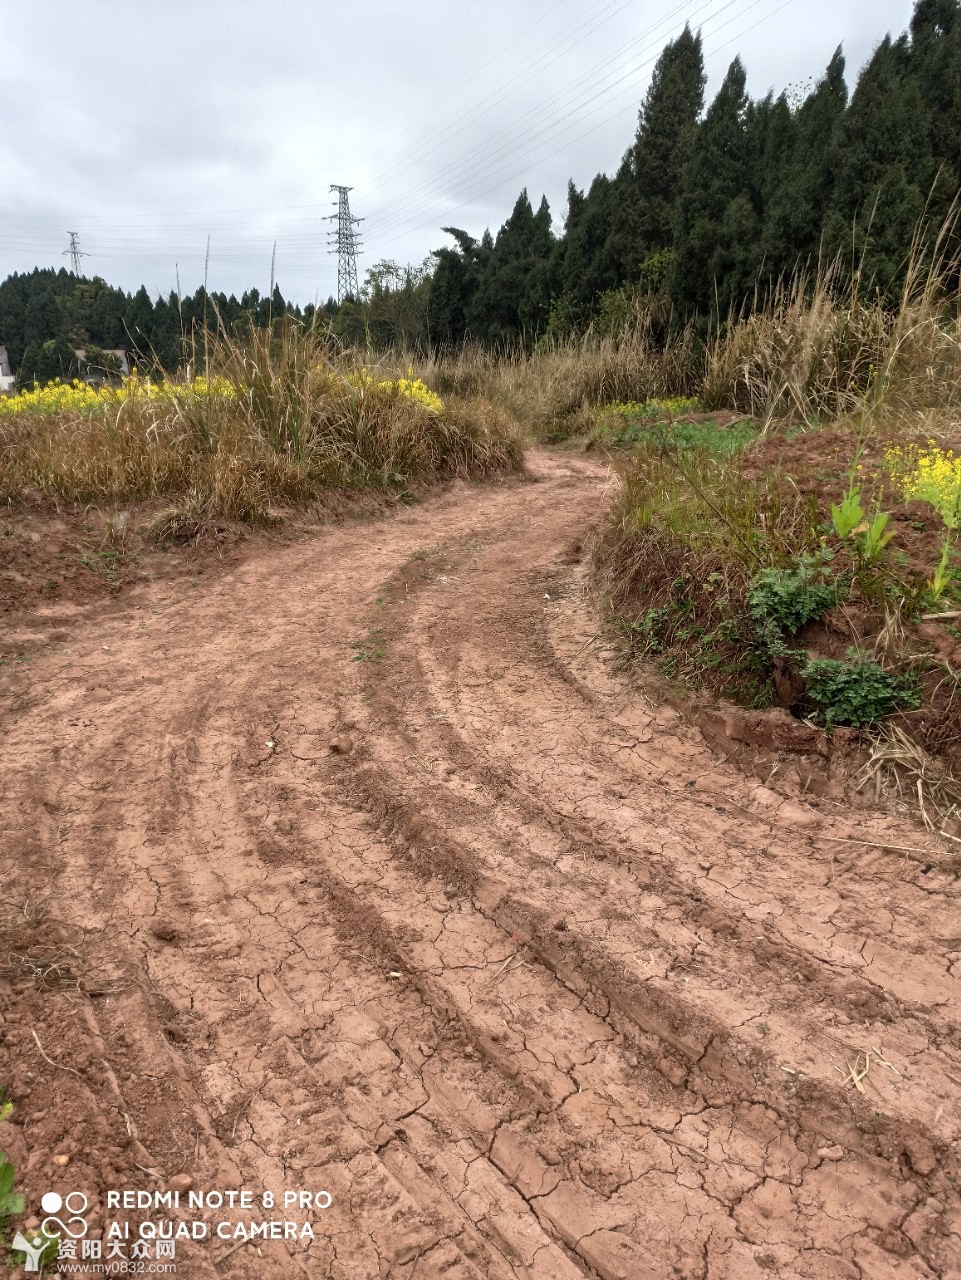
left=0, top=0, right=916, bottom=302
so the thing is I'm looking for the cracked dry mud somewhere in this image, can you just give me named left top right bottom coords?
left=1, top=451, right=960, bottom=1279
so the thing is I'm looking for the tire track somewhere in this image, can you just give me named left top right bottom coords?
left=0, top=454, right=958, bottom=1278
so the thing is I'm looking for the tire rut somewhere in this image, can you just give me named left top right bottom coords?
left=0, top=453, right=958, bottom=1279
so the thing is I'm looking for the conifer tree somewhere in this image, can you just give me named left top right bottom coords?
left=909, top=0, right=961, bottom=227
left=826, top=35, right=928, bottom=289
left=429, top=228, right=486, bottom=346
left=619, top=25, right=706, bottom=275
left=669, top=57, right=756, bottom=316
left=468, top=190, right=554, bottom=344
left=762, top=48, right=847, bottom=277
left=559, top=174, right=620, bottom=315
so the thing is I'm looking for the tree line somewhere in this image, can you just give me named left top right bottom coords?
left=0, top=272, right=340, bottom=384
left=2, top=0, right=960, bottom=375
left=420, top=0, right=961, bottom=347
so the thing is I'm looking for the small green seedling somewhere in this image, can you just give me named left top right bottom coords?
left=831, top=486, right=865, bottom=541
left=856, top=511, right=895, bottom=565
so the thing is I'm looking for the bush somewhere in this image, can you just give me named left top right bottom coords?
left=801, top=654, right=921, bottom=728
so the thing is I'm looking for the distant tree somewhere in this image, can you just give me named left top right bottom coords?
left=825, top=35, right=928, bottom=290
left=331, top=297, right=368, bottom=346
left=16, top=336, right=78, bottom=386
left=761, top=48, right=847, bottom=278
left=468, top=190, right=555, bottom=344
left=559, top=174, right=621, bottom=316
left=669, top=57, right=756, bottom=316
left=429, top=228, right=488, bottom=346
left=362, top=258, right=432, bottom=350
left=909, top=0, right=961, bottom=229
left=23, top=288, right=62, bottom=346
left=616, top=25, right=706, bottom=276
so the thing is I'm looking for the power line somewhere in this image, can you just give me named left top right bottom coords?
left=63, top=231, right=88, bottom=275
left=0, top=0, right=801, bottom=292
left=324, top=186, right=363, bottom=301
left=365, top=0, right=645, bottom=194
left=365, top=0, right=776, bottom=253
left=362, top=0, right=742, bottom=245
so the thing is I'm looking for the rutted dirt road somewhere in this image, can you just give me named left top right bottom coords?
left=1, top=451, right=960, bottom=1278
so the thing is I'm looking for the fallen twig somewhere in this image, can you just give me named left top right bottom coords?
left=215, top=1237, right=253, bottom=1266
left=818, top=835, right=941, bottom=856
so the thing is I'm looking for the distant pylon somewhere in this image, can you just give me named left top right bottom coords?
left=324, top=186, right=363, bottom=301
left=63, top=231, right=88, bottom=276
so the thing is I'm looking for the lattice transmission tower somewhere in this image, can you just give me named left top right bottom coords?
left=325, top=186, right=363, bottom=301
left=63, top=231, right=89, bottom=276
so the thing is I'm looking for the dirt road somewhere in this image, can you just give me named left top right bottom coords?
left=1, top=451, right=959, bottom=1278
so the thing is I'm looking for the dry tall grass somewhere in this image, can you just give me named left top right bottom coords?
left=419, top=317, right=699, bottom=438
left=0, top=323, right=522, bottom=521
left=417, top=222, right=961, bottom=438
left=701, top=237, right=961, bottom=423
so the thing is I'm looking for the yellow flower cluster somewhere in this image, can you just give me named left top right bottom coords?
left=885, top=444, right=961, bottom=529
left=602, top=396, right=699, bottom=420
left=391, top=375, right=444, bottom=414
left=341, top=367, right=443, bottom=413
left=0, top=375, right=237, bottom=417
left=0, top=378, right=106, bottom=416
left=0, top=368, right=444, bottom=420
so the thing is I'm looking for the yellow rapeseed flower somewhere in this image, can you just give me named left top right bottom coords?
left=602, top=396, right=699, bottom=419
left=886, top=444, right=961, bottom=530
left=338, top=367, right=443, bottom=413
left=0, top=373, right=237, bottom=417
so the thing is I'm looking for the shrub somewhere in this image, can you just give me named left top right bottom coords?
left=801, top=654, right=921, bottom=728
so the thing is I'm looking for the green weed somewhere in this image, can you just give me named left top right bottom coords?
left=748, top=559, right=839, bottom=646
left=350, top=629, right=386, bottom=663
left=0, top=1096, right=26, bottom=1262
left=801, top=653, right=921, bottom=728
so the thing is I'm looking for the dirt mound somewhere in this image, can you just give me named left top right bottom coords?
left=0, top=453, right=958, bottom=1277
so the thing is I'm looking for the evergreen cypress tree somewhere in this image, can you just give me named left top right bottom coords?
left=468, top=190, right=555, bottom=344
left=23, top=288, right=62, bottom=346
left=0, top=277, right=27, bottom=368
left=825, top=35, right=928, bottom=290
left=560, top=174, right=620, bottom=315
left=621, top=25, right=706, bottom=275
left=668, top=57, right=756, bottom=317
left=742, top=90, right=797, bottom=289
left=909, top=0, right=961, bottom=228
left=762, top=48, right=847, bottom=277
left=430, top=228, right=485, bottom=346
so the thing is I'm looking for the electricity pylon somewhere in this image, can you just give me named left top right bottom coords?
left=63, top=231, right=88, bottom=276
left=324, top=186, right=363, bottom=301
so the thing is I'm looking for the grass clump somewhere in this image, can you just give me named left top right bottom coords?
left=594, top=435, right=930, bottom=729
left=419, top=318, right=699, bottom=440
left=0, top=323, right=522, bottom=521
left=595, top=446, right=823, bottom=706
left=607, top=414, right=753, bottom=454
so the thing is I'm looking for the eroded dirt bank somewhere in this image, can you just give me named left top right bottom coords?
left=0, top=451, right=959, bottom=1278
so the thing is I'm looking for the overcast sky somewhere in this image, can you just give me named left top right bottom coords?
left=0, top=0, right=917, bottom=305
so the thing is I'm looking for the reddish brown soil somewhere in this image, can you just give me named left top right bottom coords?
left=0, top=487, right=412, bottom=653
left=1, top=451, right=960, bottom=1278
left=742, top=421, right=961, bottom=590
